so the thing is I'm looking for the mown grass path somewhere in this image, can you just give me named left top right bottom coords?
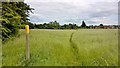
left=69, top=31, right=80, bottom=65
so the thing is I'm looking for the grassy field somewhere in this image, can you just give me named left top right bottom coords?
left=0, top=39, right=2, bottom=67
left=2, top=29, right=118, bottom=66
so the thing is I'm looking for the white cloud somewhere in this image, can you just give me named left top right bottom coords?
left=88, top=17, right=118, bottom=25
left=25, top=0, right=119, bottom=25
left=25, top=0, right=119, bottom=3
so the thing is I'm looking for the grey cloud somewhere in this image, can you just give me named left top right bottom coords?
left=26, top=1, right=118, bottom=25
left=87, top=21, right=100, bottom=25
left=89, top=2, right=117, bottom=18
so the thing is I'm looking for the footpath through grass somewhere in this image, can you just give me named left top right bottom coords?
left=2, top=29, right=118, bottom=66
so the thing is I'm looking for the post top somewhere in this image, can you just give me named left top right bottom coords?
left=25, top=25, right=29, bottom=33
left=25, top=25, right=29, bottom=27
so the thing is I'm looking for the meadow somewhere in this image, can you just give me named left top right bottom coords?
left=0, top=39, right=2, bottom=67
left=2, top=29, right=118, bottom=66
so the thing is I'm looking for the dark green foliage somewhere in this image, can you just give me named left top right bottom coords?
left=99, top=24, right=104, bottom=28
left=35, top=21, right=60, bottom=29
left=34, top=21, right=79, bottom=29
left=81, top=21, right=86, bottom=27
left=1, top=2, right=34, bottom=41
left=48, top=21, right=60, bottom=29
left=2, top=23, right=18, bottom=41
left=26, top=22, right=34, bottom=29
left=60, top=24, right=78, bottom=29
left=99, top=24, right=103, bottom=26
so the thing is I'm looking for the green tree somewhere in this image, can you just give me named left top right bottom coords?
left=99, top=24, right=103, bottom=26
left=48, top=21, right=60, bottom=29
left=81, top=21, right=86, bottom=28
left=2, top=2, right=34, bottom=41
left=99, top=24, right=104, bottom=29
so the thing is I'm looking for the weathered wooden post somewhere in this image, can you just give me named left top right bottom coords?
left=25, top=25, right=30, bottom=60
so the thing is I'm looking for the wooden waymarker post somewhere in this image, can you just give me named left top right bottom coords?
left=25, top=25, right=30, bottom=60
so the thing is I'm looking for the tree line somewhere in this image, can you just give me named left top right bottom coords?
left=26, top=21, right=119, bottom=29
left=24, top=21, right=88, bottom=29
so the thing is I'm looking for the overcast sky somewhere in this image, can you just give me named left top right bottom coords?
left=25, top=0, right=119, bottom=25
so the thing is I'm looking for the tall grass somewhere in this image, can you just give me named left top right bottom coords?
left=2, top=29, right=118, bottom=66
left=0, top=39, right=2, bottom=67
left=72, top=29, right=118, bottom=66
